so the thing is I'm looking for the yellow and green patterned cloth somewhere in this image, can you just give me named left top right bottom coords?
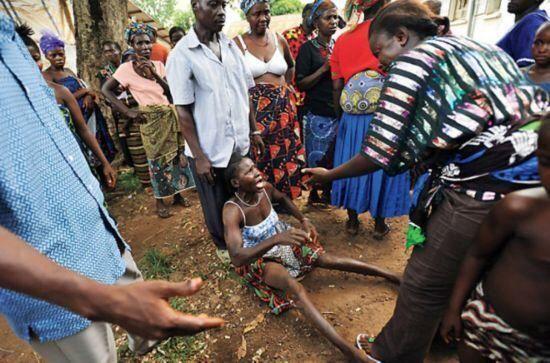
left=139, top=105, right=195, bottom=198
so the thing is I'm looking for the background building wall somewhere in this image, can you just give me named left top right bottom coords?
left=440, top=0, right=549, bottom=44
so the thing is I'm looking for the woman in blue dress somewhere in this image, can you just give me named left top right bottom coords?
left=295, top=0, right=341, bottom=205
left=327, top=0, right=411, bottom=238
left=40, top=31, right=117, bottom=181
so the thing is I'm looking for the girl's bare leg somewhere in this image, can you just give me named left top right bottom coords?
left=315, top=253, right=401, bottom=284
left=263, top=262, right=370, bottom=362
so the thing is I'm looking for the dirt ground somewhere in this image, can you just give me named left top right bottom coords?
left=0, top=188, right=457, bottom=362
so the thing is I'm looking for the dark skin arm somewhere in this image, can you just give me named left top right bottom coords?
left=135, top=58, right=173, bottom=103
left=440, top=195, right=530, bottom=343
left=297, top=61, right=330, bottom=91
left=278, top=33, right=295, bottom=85
left=175, top=104, right=215, bottom=185
left=265, top=183, right=317, bottom=239
left=0, top=226, right=224, bottom=339
left=102, top=77, right=145, bottom=124
left=304, top=153, right=381, bottom=186
left=58, top=85, right=117, bottom=188
left=43, top=68, right=90, bottom=101
left=249, top=98, right=265, bottom=157
left=223, top=185, right=310, bottom=268
left=332, top=78, right=344, bottom=118
left=223, top=204, right=308, bottom=267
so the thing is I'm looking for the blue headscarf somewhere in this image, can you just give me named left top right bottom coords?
left=240, top=0, right=269, bottom=14
left=39, top=30, right=64, bottom=54
left=307, top=0, right=338, bottom=28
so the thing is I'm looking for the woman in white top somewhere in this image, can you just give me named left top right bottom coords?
left=234, top=0, right=307, bottom=202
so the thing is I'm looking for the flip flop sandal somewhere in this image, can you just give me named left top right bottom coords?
left=157, top=207, right=171, bottom=219
left=355, top=334, right=382, bottom=363
left=174, top=196, right=191, bottom=207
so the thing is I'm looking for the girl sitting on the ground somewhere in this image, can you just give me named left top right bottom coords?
left=222, top=155, right=400, bottom=362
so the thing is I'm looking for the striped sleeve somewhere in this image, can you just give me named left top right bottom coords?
left=361, top=53, right=431, bottom=175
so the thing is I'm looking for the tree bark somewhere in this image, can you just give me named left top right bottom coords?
left=72, top=0, right=128, bottom=166
left=72, top=0, right=127, bottom=90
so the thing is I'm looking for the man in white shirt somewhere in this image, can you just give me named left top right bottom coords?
left=167, top=0, right=264, bottom=253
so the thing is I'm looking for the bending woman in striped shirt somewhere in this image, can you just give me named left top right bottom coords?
left=305, top=0, right=548, bottom=361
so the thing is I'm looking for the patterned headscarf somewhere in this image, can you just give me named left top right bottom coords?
left=240, top=0, right=269, bottom=14
left=344, top=0, right=382, bottom=20
left=39, top=30, right=64, bottom=54
left=307, top=0, right=337, bottom=28
left=125, top=22, right=154, bottom=45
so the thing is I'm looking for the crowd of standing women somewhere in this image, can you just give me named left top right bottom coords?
left=11, top=0, right=550, bottom=360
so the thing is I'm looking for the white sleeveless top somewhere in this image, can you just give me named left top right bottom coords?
left=237, top=32, right=288, bottom=79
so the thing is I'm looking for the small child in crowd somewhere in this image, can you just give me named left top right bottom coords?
left=222, top=154, right=400, bottom=362
left=440, top=117, right=550, bottom=362
left=525, top=21, right=550, bottom=92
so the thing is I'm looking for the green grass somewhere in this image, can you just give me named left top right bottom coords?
left=116, top=249, right=207, bottom=361
left=138, top=248, right=173, bottom=280
left=116, top=170, right=142, bottom=193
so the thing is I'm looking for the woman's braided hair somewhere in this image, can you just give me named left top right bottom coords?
left=370, top=0, right=439, bottom=39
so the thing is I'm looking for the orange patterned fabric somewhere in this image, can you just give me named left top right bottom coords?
left=282, top=25, right=315, bottom=106
left=250, top=84, right=307, bottom=199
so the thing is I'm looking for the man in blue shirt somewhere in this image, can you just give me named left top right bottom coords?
left=497, top=0, right=549, bottom=68
left=0, top=14, right=222, bottom=362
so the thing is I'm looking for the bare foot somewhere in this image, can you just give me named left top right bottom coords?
left=373, top=220, right=390, bottom=240
left=174, top=194, right=191, bottom=207
left=356, top=334, right=382, bottom=362
left=346, top=346, right=375, bottom=362
left=156, top=199, right=171, bottom=218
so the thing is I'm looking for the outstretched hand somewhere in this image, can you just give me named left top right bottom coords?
left=302, top=167, right=332, bottom=187
left=96, top=278, right=224, bottom=340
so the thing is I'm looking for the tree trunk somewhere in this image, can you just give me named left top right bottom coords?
left=72, top=0, right=127, bottom=90
left=72, top=0, right=128, bottom=166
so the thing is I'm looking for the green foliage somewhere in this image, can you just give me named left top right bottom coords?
left=116, top=170, right=141, bottom=193
left=133, top=0, right=195, bottom=32
left=138, top=248, right=173, bottom=279
left=133, top=0, right=178, bottom=27
left=172, top=10, right=195, bottom=32
left=270, top=0, right=303, bottom=16
left=120, top=249, right=207, bottom=360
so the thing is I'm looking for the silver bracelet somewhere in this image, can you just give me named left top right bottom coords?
left=250, top=131, right=261, bottom=136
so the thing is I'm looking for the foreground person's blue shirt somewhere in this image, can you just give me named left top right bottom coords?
left=497, top=9, right=549, bottom=68
left=0, top=14, right=126, bottom=342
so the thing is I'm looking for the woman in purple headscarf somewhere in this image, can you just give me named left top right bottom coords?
left=40, top=31, right=117, bottom=184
